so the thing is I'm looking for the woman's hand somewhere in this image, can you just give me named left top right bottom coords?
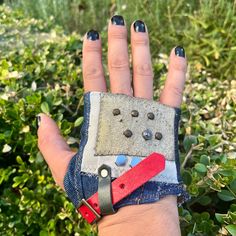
left=37, top=15, right=187, bottom=236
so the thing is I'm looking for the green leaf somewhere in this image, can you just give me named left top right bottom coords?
left=218, top=190, right=236, bottom=202
left=57, top=212, right=68, bottom=220
left=16, top=156, right=23, bottom=165
left=230, top=179, right=236, bottom=193
left=207, top=134, right=221, bottom=146
left=198, top=196, right=211, bottom=206
left=226, top=224, right=236, bottom=236
left=74, top=117, right=83, bottom=127
left=200, top=155, right=210, bottom=165
left=194, top=163, right=207, bottom=173
left=201, top=212, right=210, bottom=220
left=41, top=102, right=50, bottom=114
left=39, top=230, right=48, bottom=236
left=182, top=170, right=192, bottom=185
left=219, top=169, right=236, bottom=177
left=215, top=213, right=226, bottom=223
left=183, top=135, right=198, bottom=152
left=230, top=204, right=236, bottom=212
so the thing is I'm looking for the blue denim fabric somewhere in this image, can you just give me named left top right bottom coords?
left=64, top=92, right=190, bottom=210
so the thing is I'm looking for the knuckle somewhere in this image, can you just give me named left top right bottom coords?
left=135, top=63, right=153, bottom=77
left=132, top=37, right=149, bottom=46
left=38, top=134, right=51, bottom=150
left=110, top=55, right=129, bottom=70
left=112, top=87, right=132, bottom=96
left=84, top=66, right=103, bottom=80
left=168, top=85, right=183, bottom=98
left=109, top=31, right=127, bottom=40
left=85, top=46, right=100, bottom=53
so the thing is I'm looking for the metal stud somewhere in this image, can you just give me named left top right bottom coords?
left=100, top=168, right=108, bottom=178
left=155, top=132, right=163, bottom=140
left=147, top=112, right=155, bottom=120
left=131, top=110, right=139, bottom=117
left=113, top=108, right=120, bottom=116
left=142, top=129, right=153, bottom=140
left=123, top=129, right=133, bottom=138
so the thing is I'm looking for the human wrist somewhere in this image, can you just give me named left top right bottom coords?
left=98, top=196, right=181, bottom=236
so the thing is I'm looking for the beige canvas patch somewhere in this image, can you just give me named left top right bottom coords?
left=95, top=93, right=177, bottom=161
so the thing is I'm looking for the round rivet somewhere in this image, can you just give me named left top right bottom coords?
left=147, top=112, right=155, bottom=120
left=113, top=109, right=120, bottom=116
left=100, top=168, right=108, bottom=178
left=123, top=129, right=132, bottom=138
left=115, top=155, right=127, bottom=166
left=155, top=132, right=163, bottom=140
left=131, top=110, right=139, bottom=117
left=142, top=129, right=153, bottom=140
left=130, top=157, right=142, bottom=167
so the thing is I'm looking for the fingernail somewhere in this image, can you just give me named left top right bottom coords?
left=175, top=46, right=185, bottom=58
left=87, top=30, right=99, bottom=41
left=134, top=20, right=146, bottom=33
left=111, top=15, right=125, bottom=26
left=36, top=115, right=41, bottom=129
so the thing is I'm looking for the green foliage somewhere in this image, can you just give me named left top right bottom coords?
left=0, top=5, right=96, bottom=236
left=0, top=1, right=236, bottom=235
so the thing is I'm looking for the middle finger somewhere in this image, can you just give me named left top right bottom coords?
left=131, top=20, right=153, bottom=100
left=108, top=15, right=132, bottom=96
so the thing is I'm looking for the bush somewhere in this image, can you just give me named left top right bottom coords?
left=0, top=2, right=236, bottom=235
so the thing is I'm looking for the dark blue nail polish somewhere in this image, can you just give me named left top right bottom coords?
left=36, top=115, right=41, bottom=129
left=87, top=30, right=99, bottom=41
left=111, top=15, right=125, bottom=26
left=134, top=20, right=146, bottom=33
left=175, top=46, right=185, bottom=58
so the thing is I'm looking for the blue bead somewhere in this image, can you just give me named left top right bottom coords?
left=115, top=155, right=127, bottom=166
left=130, top=157, right=141, bottom=167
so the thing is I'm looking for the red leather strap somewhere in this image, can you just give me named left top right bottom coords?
left=77, top=152, right=165, bottom=224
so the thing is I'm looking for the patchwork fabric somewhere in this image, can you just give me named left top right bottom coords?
left=96, top=93, right=177, bottom=160
left=64, top=92, right=190, bottom=209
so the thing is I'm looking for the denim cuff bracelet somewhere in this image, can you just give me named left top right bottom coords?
left=64, top=92, right=190, bottom=211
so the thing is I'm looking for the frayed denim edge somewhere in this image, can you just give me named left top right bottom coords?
left=63, top=92, right=91, bottom=207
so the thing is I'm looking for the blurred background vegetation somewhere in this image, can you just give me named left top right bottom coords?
left=0, top=0, right=236, bottom=235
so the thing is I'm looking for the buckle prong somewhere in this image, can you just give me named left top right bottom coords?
left=78, top=199, right=101, bottom=223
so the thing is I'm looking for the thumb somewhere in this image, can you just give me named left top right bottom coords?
left=37, top=113, right=76, bottom=189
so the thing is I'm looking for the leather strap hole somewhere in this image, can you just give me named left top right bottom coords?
left=93, top=203, right=98, bottom=208
left=119, top=183, right=125, bottom=189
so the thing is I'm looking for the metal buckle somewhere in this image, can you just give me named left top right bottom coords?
left=78, top=199, right=101, bottom=223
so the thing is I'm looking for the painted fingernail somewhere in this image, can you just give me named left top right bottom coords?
left=36, top=115, right=41, bottom=129
left=175, top=46, right=185, bottom=58
left=111, top=15, right=125, bottom=26
left=134, top=20, right=146, bottom=33
left=87, top=30, right=99, bottom=41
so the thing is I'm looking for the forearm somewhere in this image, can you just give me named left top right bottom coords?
left=98, top=196, right=181, bottom=236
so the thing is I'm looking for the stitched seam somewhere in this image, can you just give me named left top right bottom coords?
left=74, top=92, right=91, bottom=200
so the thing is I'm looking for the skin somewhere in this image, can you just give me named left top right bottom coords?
left=37, top=18, right=187, bottom=236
